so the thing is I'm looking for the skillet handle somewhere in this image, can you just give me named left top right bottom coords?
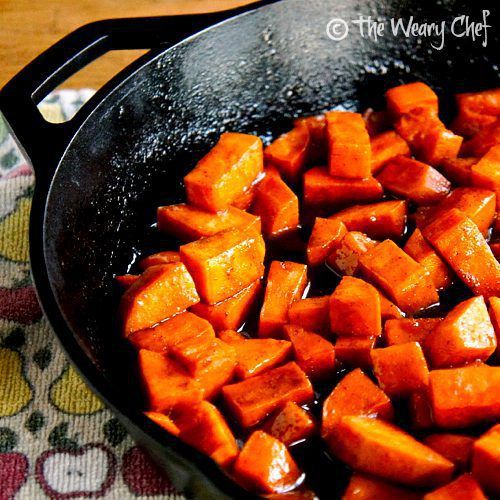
left=0, top=1, right=279, bottom=184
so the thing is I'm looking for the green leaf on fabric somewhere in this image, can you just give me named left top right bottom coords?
left=0, top=427, right=18, bottom=452
left=103, top=418, right=127, bottom=447
left=1, top=328, right=25, bottom=350
left=48, top=422, right=79, bottom=451
left=33, top=346, right=52, bottom=370
left=0, top=149, right=19, bottom=170
left=25, top=411, right=45, bottom=434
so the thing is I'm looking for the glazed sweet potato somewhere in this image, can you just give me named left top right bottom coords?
left=370, top=130, right=411, bottom=174
left=326, top=111, right=372, bottom=178
left=218, top=329, right=291, bottom=379
left=259, top=261, right=308, bottom=338
left=307, top=218, right=347, bottom=267
left=472, top=425, right=500, bottom=495
left=343, top=473, right=421, bottom=500
left=378, top=291, right=404, bottom=321
left=335, top=336, right=376, bottom=370
left=461, top=118, right=500, bottom=157
left=327, top=231, right=378, bottom=276
left=222, top=362, right=313, bottom=427
left=121, top=263, right=200, bottom=335
left=424, top=473, right=486, bottom=500
left=294, top=114, right=326, bottom=163
left=372, top=342, right=429, bottom=397
left=422, top=209, right=500, bottom=297
left=190, top=279, right=262, bottom=332
left=384, top=318, right=442, bottom=346
left=233, top=431, right=303, bottom=494
left=489, top=297, right=500, bottom=360
left=377, top=156, right=451, bottom=205
left=471, top=145, right=500, bottom=206
left=115, top=273, right=139, bottom=288
left=138, top=251, right=180, bottom=270
left=251, top=168, right=300, bottom=238
left=439, top=157, right=477, bottom=185
left=184, top=132, right=263, bottom=212
left=429, top=364, right=500, bottom=428
left=329, top=416, right=454, bottom=488
left=329, top=276, right=382, bottom=337
left=385, top=82, right=438, bottom=117
left=180, top=227, right=265, bottom=304
left=328, top=200, right=407, bottom=240
left=322, top=368, right=393, bottom=438
left=358, top=239, right=439, bottom=314
left=288, top=296, right=330, bottom=334
left=409, top=390, right=434, bottom=430
left=423, top=434, right=474, bottom=472
left=425, top=296, right=496, bottom=368
left=144, top=411, right=180, bottom=436
left=263, top=402, right=316, bottom=446
left=283, top=324, right=335, bottom=381
left=157, top=204, right=260, bottom=242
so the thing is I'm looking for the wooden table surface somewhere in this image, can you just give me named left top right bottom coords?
left=0, top=0, right=255, bottom=91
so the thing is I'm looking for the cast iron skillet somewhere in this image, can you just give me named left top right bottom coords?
left=0, top=0, right=498, bottom=497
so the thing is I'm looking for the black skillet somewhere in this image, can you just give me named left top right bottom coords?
left=0, top=0, right=498, bottom=497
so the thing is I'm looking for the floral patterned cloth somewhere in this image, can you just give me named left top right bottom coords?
left=0, top=91, right=184, bottom=500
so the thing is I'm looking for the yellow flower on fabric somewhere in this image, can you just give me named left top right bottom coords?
left=0, top=347, right=32, bottom=416
left=0, top=197, right=31, bottom=262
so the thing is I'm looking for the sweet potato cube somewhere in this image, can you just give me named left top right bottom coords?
left=329, top=200, right=407, bottom=240
left=190, top=279, right=262, bottom=332
left=472, top=425, right=500, bottom=495
left=471, top=145, right=500, bottom=206
left=172, top=401, right=239, bottom=468
left=423, top=434, right=474, bottom=472
left=303, top=167, right=383, bottom=213
left=218, top=329, right=291, bottom=379
left=138, top=349, right=203, bottom=411
left=222, top=362, right=313, bottom=427
left=263, top=402, right=316, bottom=445
left=461, top=118, right=500, bottom=157
left=429, top=364, right=500, bottom=428
left=359, top=239, right=439, bottom=314
left=129, top=311, right=215, bottom=353
left=294, top=114, right=327, bottom=163
left=184, top=132, right=263, bottom=212
left=115, top=274, right=139, bottom=288
left=409, top=390, right=434, bottom=430
left=384, top=318, right=442, bottom=346
left=329, top=416, right=454, bottom=488
left=288, top=296, right=330, bottom=334
left=180, top=227, right=265, bottom=304
left=426, top=296, right=496, bottom=368
left=138, top=251, right=180, bottom=270
left=327, top=231, right=378, bottom=276
left=121, top=263, right=200, bottom=335
left=335, top=336, right=376, bottom=369
left=330, top=276, right=381, bottom=337
left=385, top=82, right=439, bottom=117
left=404, top=229, right=453, bottom=290
left=378, top=156, right=451, bottom=205
left=144, top=411, right=180, bottom=436
left=422, top=209, right=500, bottom=297
left=233, top=431, right=302, bottom=494
left=370, top=130, right=411, bottom=174
left=157, top=204, right=260, bottom=242
left=371, top=342, right=429, bottom=397
left=439, top=157, right=477, bottom=185
left=343, top=473, right=421, bottom=500
left=259, top=261, right=308, bottom=338
left=283, top=325, right=335, bottom=381
left=424, top=473, right=486, bottom=500
left=322, top=368, right=393, bottom=438
left=251, top=168, right=299, bottom=238
left=489, top=297, right=500, bottom=360
left=307, top=218, right=347, bottom=267
left=378, top=291, right=405, bottom=320
left=265, top=126, right=310, bottom=183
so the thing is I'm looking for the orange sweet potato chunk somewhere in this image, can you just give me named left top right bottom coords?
left=409, top=390, right=434, bottom=430
left=439, top=157, right=477, bottom=185
left=265, top=126, right=310, bottom=183
left=263, top=402, right=316, bottom=445
left=426, top=296, right=497, bottom=368
left=343, top=473, right=421, bottom=500
left=379, top=291, right=405, bottom=321
left=283, top=325, right=335, bottom=381
left=377, top=156, right=451, bottom=205
left=222, top=362, right=313, bottom=427
left=429, top=364, right=500, bottom=428
left=461, top=118, right=500, bottom=157
left=288, top=296, right=330, bottom=334
left=371, top=342, right=429, bottom=397
left=329, top=200, right=407, bottom=240
left=335, top=336, right=376, bottom=369
left=384, top=318, right=442, bottom=346
left=251, top=167, right=299, bottom=238
left=424, top=473, right=486, bottom=500
left=307, top=218, right=347, bottom=267
left=330, top=276, right=381, bottom=337
left=157, top=204, right=260, bottom=242
left=321, top=368, right=393, bottom=438
left=218, top=329, right=291, bottom=379
left=326, top=111, right=372, bottom=178
left=422, top=209, right=500, bottom=297
left=370, top=130, right=411, bottom=174
left=490, top=297, right=500, bottom=360
left=303, top=167, right=383, bottom=213
left=423, top=434, right=474, bottom=472
left=294, top=114, right=326, bottom=163
left=138, top=349, right=203, bottom=411
left=185, top=132, right=263, bottom=212
left=385, top=82, right=439, bottom=117
left=471, top=145, right=500, bottom=206
left=259, top=261, right=308, bottom=338
left=358, top=239, right=439, bottom=314
left=190, top=279, right=262, bottom=332
left=404, top=229, right=453, bottom=290
left=472, top=425, right=500, bottom=495
left=180, top=227, right=265, bottom=304
left=144, top=411, right=180, bottom=436
left=329, top=416, right=454, bottom=488
left=138, top=251, right=180, bottom=270
left=327, top=231, right=378, bottom=276
left=121, top=263, right=200, bottom=335
left=115, top=274, right=139, bottom=288
left=233, top=431, right=303, bottom=494
left=129, top=311, right=215, bottom=353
